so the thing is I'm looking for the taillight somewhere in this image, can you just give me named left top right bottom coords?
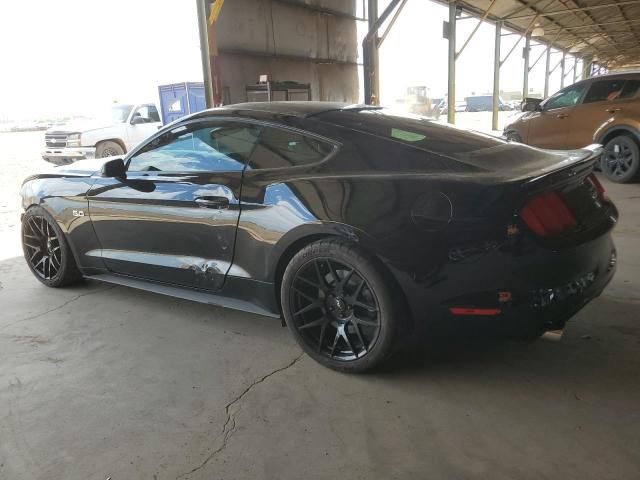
left=588, top=173, right=607, bottom=201
left=521, top=191, right=577, bottom=238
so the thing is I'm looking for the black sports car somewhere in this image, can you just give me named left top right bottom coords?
left=20, top=102, right=618, bottom=372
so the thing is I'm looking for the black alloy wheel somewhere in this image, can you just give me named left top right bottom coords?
left=23, top=214, right=62, bottom=280
left=602, top=135, right=640, bottom=183
left=282, top=239, right=398, bottom=372
left=22, top=206, right=82, bottom=287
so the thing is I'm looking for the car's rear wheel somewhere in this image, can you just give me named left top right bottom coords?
left=281, top=238, right=398, bottom=373
left=96, top=140, right=125, bottom=158
left=22, top=206, right=83, bottom=287
left=601, top=134, right=640, bottom=183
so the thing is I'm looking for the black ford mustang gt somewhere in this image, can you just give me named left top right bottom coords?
left=20, top=102, right=618, bottom=372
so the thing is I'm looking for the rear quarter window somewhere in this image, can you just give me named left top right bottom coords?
left=248, top=127, right=334, bottom=169
left=319, top=109, right=502, bottom=155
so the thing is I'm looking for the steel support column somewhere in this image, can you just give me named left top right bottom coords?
left=367, top=0, right=379, bottom=104
left=492, top=20, right=502, bottom=131
left=363, top=0, right=402, bottom=104
left=560, top=51, right=566, bottom=88
left=543, top=46, right=551, bottom=98
left=522, top=32, right=531, bottom=100
left=447, top=1, right=457, bottom=124
left=196, top=0, right=214, bottom=108
left=583, top=56, right=593, bottom=79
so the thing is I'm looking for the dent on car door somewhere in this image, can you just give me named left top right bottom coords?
left=528, top=83, right=587, bottom=149
left=86, top=120, right=261, bottom=290
left=566, top=78, right=627, bottom=149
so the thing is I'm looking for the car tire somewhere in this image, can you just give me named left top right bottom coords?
left=601, top=134, right=640, bottom=183
left=96, top=140, right=125, bottom=158
left=22, top=206, right=83, bottom=288
left=281, top=238, right=399, bottom=373
left=505, top=131, right=523, bottom=143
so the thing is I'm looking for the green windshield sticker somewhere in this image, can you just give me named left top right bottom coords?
left=391, top=128, right=426, bottom=142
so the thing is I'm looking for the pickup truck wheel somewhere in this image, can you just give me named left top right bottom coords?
left=96, top=141, right=124, bottom=158
left=601, top=135, right=640, bottom=183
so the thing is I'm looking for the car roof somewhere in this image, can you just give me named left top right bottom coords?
left=579, top=72, right=640, bottom=83
left=198, top=101, right=383, bottom=118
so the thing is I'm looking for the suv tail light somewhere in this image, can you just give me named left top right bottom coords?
left=521, top=191, right=577, bottom=238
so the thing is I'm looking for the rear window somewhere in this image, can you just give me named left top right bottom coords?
left=318, top=108, right=502, bottom=155
left=583, top=80, right=626, bottom=103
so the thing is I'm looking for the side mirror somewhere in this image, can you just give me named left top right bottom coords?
left=131, top=116, right=146, bottom=125
left=521, top=97, right=543, bottom=112
left=101, top=158, right=127, bottom=178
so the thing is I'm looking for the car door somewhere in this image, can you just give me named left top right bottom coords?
left=527, top=82, right=588, bottom=149
left=566, top=78, right=627, bottom=149
left=127, top=104, right=163, bottom=150
left=87, top=119, right=261, bottom=291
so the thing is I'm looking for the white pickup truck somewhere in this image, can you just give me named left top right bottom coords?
left=42, top=103, right=162, bottom=165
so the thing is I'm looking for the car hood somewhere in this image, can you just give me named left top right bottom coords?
left=46, top=120, right=120, bottom=135
left=22, top=156, right=123, bottom=185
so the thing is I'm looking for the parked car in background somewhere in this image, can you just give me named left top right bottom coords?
left=465, top=95, right=513, bottom=112
left=504, top=72, right=640, bottom=183
left=437, top=99, right=467, bottom=114
left=21, top=102, right=617, bottom=372
left=42, top=103, right=161, bottom=165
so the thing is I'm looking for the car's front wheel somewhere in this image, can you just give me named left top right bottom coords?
left=96, top=140, right=125, bottom=158
left=22, top=206, right=83, bottom=287
left=281, top=238, right=399, bottom=373
left=601, top=134, right=640, bottom=183
left=505, top=131, right=523, bottom=143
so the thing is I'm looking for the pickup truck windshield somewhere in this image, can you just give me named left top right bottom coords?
left=111, top=105, right=133, bottom=123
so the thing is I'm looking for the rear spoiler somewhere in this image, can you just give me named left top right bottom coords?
left=522, top=144, right=602, bottom=187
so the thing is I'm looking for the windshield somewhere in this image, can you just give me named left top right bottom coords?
left=110, top=105, right=133, bottom=123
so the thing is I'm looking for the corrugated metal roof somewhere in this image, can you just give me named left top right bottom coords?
left=439, top=0, right=640, bottom=69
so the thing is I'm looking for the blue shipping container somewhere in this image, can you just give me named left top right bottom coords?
left=158, top=82, right=207, bottom=125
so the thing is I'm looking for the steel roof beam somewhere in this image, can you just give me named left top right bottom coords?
left=505, top=1, right=640, bottom=20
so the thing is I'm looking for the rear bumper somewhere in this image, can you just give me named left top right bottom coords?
left=400, top=230, right=617, bottom=336
left=41, top=147, right=96, bottom=165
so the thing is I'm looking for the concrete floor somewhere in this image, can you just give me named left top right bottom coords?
left=0, top=143, right=639, bottom=479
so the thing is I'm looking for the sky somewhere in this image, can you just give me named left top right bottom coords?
left=0, top=0, right=582, bottom=121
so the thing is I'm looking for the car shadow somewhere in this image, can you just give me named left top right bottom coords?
left=375, top=295, right=640, bottom=395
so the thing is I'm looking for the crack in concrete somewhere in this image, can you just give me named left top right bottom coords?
left=0, top=285, right=116, bottom=331
left=176, top=352, right=305, bottom=479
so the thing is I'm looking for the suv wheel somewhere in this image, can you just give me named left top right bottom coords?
left=601, top=135, right=640, bottom=183
left=505, top=131, right=523, bottom=143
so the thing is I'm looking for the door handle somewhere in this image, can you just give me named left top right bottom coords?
left=606, top=107, right=623, bottom=113
left=557, top=113, right=569, bottom=119
left=195, top=196, right=230, bottom=209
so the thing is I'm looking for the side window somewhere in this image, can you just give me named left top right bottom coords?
left=619, top=80, right=640, bottom=100
left=583, top=80, right=626, bottom=104
left=248, top=127, right=333, bottom=169
left=132, top=105, right=160, bottom=123
left=545, top=84, right=587, bottom=110
left=128, top=123, right=260, bottom=173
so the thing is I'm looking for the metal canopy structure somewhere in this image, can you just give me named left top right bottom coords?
left=363, top=0, right=640, bottom=130
left=447, top=0, right=640, bottom=69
